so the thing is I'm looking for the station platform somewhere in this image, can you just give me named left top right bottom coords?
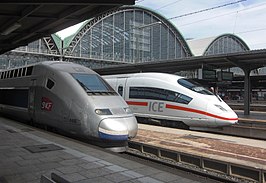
left=0, top=117, right=206, bottom=183
left=236, top=110, right=266, bottom=122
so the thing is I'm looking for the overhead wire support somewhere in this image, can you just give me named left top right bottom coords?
left=168, top=0, right=247, bottom=20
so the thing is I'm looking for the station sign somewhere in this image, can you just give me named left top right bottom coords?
left=217, top=71, right=233, bottom=81
left=198, top=69, right=216, bottom=81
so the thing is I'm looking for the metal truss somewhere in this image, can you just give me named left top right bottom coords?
left=64, top=6, right=192, bottom=58
left=43, top=36, right=60, bottom=55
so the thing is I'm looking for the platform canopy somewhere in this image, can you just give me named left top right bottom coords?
left=0, top=0, right=135, bottom=54
left=94, top=49, right=266, bottom=75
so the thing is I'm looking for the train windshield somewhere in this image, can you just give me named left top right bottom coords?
left=72, top=73, right=115, bottom=93
left=178, top=78, right=213, bottom=95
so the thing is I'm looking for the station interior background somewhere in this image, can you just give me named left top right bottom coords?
left=0, top=6, right=265, bottom=103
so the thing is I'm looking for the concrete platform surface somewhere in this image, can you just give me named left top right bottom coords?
left=0, top=117, right=208, bottom=183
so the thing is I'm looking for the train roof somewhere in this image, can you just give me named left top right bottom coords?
left=103, top=72, right=184, bottom=80
left=1, top=61, right=96, bottom=74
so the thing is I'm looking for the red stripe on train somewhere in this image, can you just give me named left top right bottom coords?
left=165, top=104, right=238, bottom=121
left=126, top=101, right=148, bottom=106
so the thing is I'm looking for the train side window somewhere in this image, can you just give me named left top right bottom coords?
left=175, top=94, right=192, bottom=104
left=14, top=69, right=18, bottom=77
left=22, top=68, right=26, bottom=76
left=129, top=86, right=192, bottom=104
left=18, top=68, right=22, bottom=77
left=10, top=70, right=14, bottom=78
left=118, top=86, right=123, bottom=96
left=46, top=79, right=55, bottom=89
left=26, top=66, right=33, bottom=76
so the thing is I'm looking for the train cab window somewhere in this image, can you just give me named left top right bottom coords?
left=118, top=86, right=123, bottom=96
left=46, top=79, right=55, bottom=89
left=178, top=79, right=213, bottom=95
left=72, top=73, right=115, bottom=93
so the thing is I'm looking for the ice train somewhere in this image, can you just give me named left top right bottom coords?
left=104, top=73, right=238, bottom=130
left=0, top=61, right=138, bottom=151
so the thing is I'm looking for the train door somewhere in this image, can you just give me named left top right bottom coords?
left=116, top=78, right=127, bottom=99
left=28, top=79, right=36, bottom=122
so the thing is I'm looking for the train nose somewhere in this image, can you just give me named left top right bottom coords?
left=98, top=117, right=137, bottom=141
left=207, top=103, right=238, bottom=127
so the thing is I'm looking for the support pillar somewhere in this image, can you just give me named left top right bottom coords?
left=243, top=68, right=251, bottom=115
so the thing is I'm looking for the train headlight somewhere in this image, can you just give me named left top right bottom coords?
left=124, top=107, right=132, bottom=114
left=214, top=104, right=227, bottom=112
left=95, top=109, right=112, bottom=115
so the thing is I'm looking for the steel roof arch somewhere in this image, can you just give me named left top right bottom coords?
left=64, top=5, right=193, bottom=57
left=203, top=33, right=250, bottom=56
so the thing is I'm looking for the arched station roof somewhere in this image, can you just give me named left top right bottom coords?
left=63, top=5, right=192, bottom=63
left=187, top=34, right=250, bottom=56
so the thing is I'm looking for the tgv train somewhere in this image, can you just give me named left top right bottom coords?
left=0, top=61, right=137, bottom=151
left=104, top=73, right=238, bottom=130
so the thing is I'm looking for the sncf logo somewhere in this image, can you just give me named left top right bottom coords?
left=41, top=97, right=53, bottom=111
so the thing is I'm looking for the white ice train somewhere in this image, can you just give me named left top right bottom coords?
left=104, top=73, right=238, bottom=130
left=0, top=61, right=137, bottom=151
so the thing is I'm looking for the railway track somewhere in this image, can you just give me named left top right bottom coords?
left=124, top=141, right=263, bottom=183
left=127, top=141, right=265, bottom=183
left=127, top=124, right=266, bottom=183
left=137, top=117, right=266, bottom=140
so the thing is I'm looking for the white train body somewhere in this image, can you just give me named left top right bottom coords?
left=104, top=73, right=238, bottom=129
left=0, top=61, right=137, bottom=151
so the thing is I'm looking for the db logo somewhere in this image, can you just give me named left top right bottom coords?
left=41, top=97, right=53, bottom=111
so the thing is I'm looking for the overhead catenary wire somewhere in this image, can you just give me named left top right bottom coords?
left=155, top=0, right=183, bottom=10
left=132, top=0, right=266, bottom=49
left=167, top=0, right=247, bottom=20
left=178, top=1, right=266, bottom=27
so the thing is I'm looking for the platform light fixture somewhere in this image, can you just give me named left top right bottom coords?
left=1, top=22, right=21, bottom=36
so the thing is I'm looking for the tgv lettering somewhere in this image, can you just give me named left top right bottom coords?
left=148, top=102, right=164, bottom=112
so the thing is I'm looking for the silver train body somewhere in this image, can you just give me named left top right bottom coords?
left=0, top=61, right=137, bottom=150
left=104, top=73, right=238, bottom=129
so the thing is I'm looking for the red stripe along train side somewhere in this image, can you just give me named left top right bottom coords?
left=103, top=73, right=238, bottom=130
